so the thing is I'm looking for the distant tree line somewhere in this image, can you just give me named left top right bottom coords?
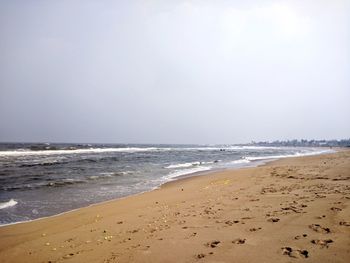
left=248, top=139, right=350, bottom=147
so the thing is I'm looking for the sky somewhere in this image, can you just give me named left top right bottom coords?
left=0, top=0, right=349, bottom=144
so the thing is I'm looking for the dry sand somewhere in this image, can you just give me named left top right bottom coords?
left=0, top=150, right=349, bottom=263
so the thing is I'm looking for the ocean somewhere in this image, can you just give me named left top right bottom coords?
left=0, top=143, right=331, bottom=225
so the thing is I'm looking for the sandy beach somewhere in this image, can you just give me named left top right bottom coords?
left=0, top=150, right=349, bottom=263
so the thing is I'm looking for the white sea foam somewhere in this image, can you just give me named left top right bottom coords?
left=165, top=162, right=201, bottom=169
left=0, top=199, right=18, bottom=209
left=0, top=145, right=291, bottom=157
left=245, top=149, right=334, bottom=162
left=178, top=146, right=281, bottom=151
left=87, top=175, right=99, bottom=180
left=88, top=174, right=112, bottom=180
left=163, top=166, right=212, bottom=181
left=88, top=171, right=132, bottom=180
left=230, top=159, right=251, bottom=164
left=0, top=147, right=164, bottom=157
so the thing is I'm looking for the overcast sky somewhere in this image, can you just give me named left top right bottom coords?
left=0, top=0, right=349, bottom=144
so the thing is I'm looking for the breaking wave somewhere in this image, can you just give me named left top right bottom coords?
left=163, top=166, right=212, bottom=181
left=165, top=162, right=201, bottom=169
left=0, top=145, right=288, bottom=157
left=230, top=159, right=251, bottom=164
left=0, top=199, right=18, bottom=209
left=0, top=147, right=164, bottom=157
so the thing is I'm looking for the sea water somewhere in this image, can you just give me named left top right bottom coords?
left=0, top=143, right=331, bottom=225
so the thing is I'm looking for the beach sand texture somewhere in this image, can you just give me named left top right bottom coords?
left=0, top=150, right=349, bottom=263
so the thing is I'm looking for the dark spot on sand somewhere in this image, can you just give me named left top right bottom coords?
left=330, top=207, right=342, bottom=212
left=300, top=250, right=309, bottom=258
left=232, top=238, right=246, bottom=244
left=197, top=253, right=206, bottom=259
left=268, top=217, right=280, bottom=223
left=225, top=220, right=239, bottom=226
left=207, top=240, right=221, bottom=248
left=249, top=227, right=262, bottom=232
left=295, top=234, right=308, bottom=240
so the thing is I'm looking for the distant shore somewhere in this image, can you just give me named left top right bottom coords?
left=0, top=150, right=349, bottom=263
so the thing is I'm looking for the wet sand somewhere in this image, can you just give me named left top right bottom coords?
left=0, top=150, right=349, bottom=263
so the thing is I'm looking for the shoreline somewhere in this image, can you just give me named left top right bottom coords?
left=0, top=149, right=349, bottom=263
left=0, top=159, right=264, bottom=229
left=0, top=148, right=333, bottom=228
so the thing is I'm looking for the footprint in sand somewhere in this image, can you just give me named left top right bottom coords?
left=267, top=217, right=280, bottom=223
left=225, top=220, right=240, bottom=226
left=311, top=239, right=333, bottom=248
left=309, top=224, right=331, bottom=233
left=62, top=253, right=75, bottom=259
left=206, top=240, right=220, bottom=248
left=330, top=207, right=342, bottom=212
left=196, top=253, right=205, bottom=259
left=294, top=234, right=307, bottom=240
left=282, top=247, right=309, bottom=258
left=232, top=238, right=246, bottom=244
left=249, top=227, right=262, bottom=232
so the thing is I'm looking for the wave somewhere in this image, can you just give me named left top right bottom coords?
left=0, top=199, right=18, bottom=209
left=0, top=145, right=297, bottom=157
left=0, top=147, right=166, bottom=157
left=19, top=158, right=67, bottom=167
left=176, top=146, right=281, bottom=151
left=165, top=162, right=201, bottom=169
left=165, top=160, right=220, bottom=169
left=2, top=179, right=86, bottom=191
left=87, top=171, right=132, bottom=180
left=244, top=149, right=333, bottom=162
left=163, top=166, right=212, bottom=181
left=45, top=179, right=86, bottom=187
left=230, top=159, right=251, bottom=164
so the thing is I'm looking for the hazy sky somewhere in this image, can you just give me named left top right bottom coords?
left=0, top=0, right=349, bottom=144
